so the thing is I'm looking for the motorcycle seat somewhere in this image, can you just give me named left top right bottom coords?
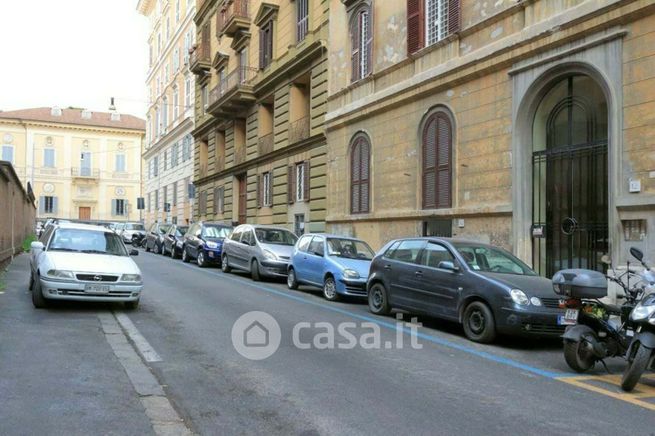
left=604, top=303, right=622, bottom=315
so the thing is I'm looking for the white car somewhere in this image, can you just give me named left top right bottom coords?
left=29, top=222, right=143, bottom=309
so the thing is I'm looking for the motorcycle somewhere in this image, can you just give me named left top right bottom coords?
left=620, top=248, right=655, bottom=391
left=552, top=249, right=645, bottom=373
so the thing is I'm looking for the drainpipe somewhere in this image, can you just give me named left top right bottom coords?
left=11, top=189, right=15, bottom=259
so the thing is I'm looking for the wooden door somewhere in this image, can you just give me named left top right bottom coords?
left=79, top=207, right=91, bottom=220
left=238, top=174, right=247, bottom=224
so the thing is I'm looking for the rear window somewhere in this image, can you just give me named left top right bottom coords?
left=384, top=240, right=425, bottom=264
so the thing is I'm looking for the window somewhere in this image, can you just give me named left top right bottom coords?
left=162, top=96, right=168, bottom=128
left=407, top=0, right=460, bottom=54
left=157, top=32, right=162, bottom=55
left=287, top=161, right=310, bottom=204
left=238, top=48, right=249, bottom=83
left=294, top=214, right=305, bottom=236
left=296, top=162, right=308, bottom=202
left=175, top=0, right=180, bottom=22
left=172, top=142, right=179, bottom=167
left=112, top=199, right=127, bottom=216
left=385, top=239, right=426, bottom=263
left=163, top=186, right=168, bottom=207
left=201, top=85, right=208, bottom=113
left=115, top=154, right=126, bottom=172
left=1, top=145, right=13, bottom=162
left=155, top=106, right=160, bottom=138
left=350, top=7, right=372, bottom=82
left=185, top=75, right=192, bottom=109
left=166, top=17, right=170, bottom=40
left=173, top=47, right=180, bottom=71
left=146, top=115, right=151, bottom=144
left=173, top=182, right=178, bottom=206
left=43, top=148, right=55, bottom=168
left=147, top=193, right=151, bottom=212
left=173, top=86, right=179, bottom=120
left=258, top=172, right=272, bottom=207
left=153, top=155, right=159, bottom=177
left=185, top=177, right=192, bottom=199
left=164, top=150, right=168, bottom=171
left=297, top=235, right=312, bottom=252
left=155, top=189, right=159, bottom=210
left=419, top=242, right=455, bottom=269
left=165, top=65, right=169, bottom=84
left=214, top=186, right=224, bottom=214
left=182, top=136, right=191, bottom=161
left=296, top=0, right=309, bottom=42
left=350, top=134, right=370, bottom=214
left=259, top=20, right=274, bottom=69
left=308, top=237, right=325, bottom=256
left=40, top=196, right=57, bottom=214
left=422, top=110, right=452, bottom=209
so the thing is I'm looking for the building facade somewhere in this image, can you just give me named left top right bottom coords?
left=189, top=0, right=328, bottom=236
left=326, top=0, right=655, bottom=275
left=0, top=107, right=145, bottom=222
left=138, top=0, right=197, bottom=226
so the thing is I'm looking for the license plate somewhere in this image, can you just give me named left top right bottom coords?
left=557, top=309, right=579, bottom=325
left=84, top=284, right=110, bottom=294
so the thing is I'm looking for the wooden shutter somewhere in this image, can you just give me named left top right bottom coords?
left=407, top=0, right=425, bottom=55
left=360, top=140, right=370, bottom=213
left=351, top=138, right=370, bottom=214
left=256, top=174, right=262, bottom=208
left=287, top=165, right=295, bottom=204
left=303, top=161, right=310, bottom=201
left=422, top=113, right=452, bottom=209
left=259, top=24, right=265, bottom=69
left=364, top=11, right=373, bottom=77
left=422, top=116, right=438, bottom=209
left=448, top=0, right=461, bottom=35
left=351, top=13, right=360, bottom=82
left=266, top=22, right=273, bottom=65
left=213, top=187, right=218, bottom=214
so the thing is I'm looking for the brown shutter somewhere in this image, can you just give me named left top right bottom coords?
left=436, top=114, right=452, bottom=208
left=448, top=0, right=461, bottom=35
left=361, top=140, right=370, bottom=213
left=365, top=12, right=373, bottom=77
left=303, top=161, right=310, bottom=201
left=351, top=140, right=361, bottom=214
left=422, top=116, right=437, bottom=209
left=213, top=187, right=218, bottom=215
left=259, top=25, right=265, bottom=69
left=287, top=165, right=295, bottom=204
left=407, top=0, right=424, bottom=55
left=256, top=174, right=262, bottom=208
left=351, top=14, right=360, bottom=82
left=267, top=22, right=274, bottom=65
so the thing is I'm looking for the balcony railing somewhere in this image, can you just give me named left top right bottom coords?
left=234, top=146, right=246, bottom=165
left=258, top=133, right=274, bottom=157
left=189, top=43, right=211, bottom=74
left=71, top=168, right=100, bottom=179
left=288, top=116, right=310, bottom=144
left=207, top=66, right=258, bottom=117
left=217, top=0, right=250, bottom=37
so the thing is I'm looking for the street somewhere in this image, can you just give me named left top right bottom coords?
left=2, top=251, right=655, bottom=435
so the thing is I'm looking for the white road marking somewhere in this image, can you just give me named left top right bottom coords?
left=114, top=312, right=163, bottom=362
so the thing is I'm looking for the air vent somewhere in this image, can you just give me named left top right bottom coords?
left=81, top=109, right=92, bottom=119
left=110, top=112, right=121, bottom=121
left=51, top=106, right=62, bottom=116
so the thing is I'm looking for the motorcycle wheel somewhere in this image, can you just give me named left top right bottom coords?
left=563, top=340, right=595, bottom=373
left=621, top=343, right=652, bottom=392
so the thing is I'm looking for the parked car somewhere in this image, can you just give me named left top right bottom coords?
left=163, top=224, right=188, bottom=258
left=145, top=222, right=172, bottom=254
left=181, top=221, right=232, bottom=267
left=29, top=222, right=142, bottom=309
left=121, top=222, right=146, bottom=245
left=366, top=238, right=567, bottom=343
left=222, top=224, right=298, bottom=280
left=287, top=234, right=375, bottom=301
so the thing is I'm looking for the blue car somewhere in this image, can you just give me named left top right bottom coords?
left=287, top=234, right=376, bottom=301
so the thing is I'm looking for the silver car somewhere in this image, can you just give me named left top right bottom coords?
left=221, top=224, right=298, bottom=281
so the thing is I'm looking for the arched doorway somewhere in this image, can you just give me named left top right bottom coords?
left=531, top=74, right=608, bottom=276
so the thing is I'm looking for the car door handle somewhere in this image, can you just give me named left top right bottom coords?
left=383, top=264, right=392, bottom=270
left=415, top=271, right=423, bottom=277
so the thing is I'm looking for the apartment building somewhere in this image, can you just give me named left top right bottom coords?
left=0, top=107, right=144, bottom=221
left=138, top=0, right=197, bottom=226
left=189, top=0, right=328, bottom=236
left=325, top=0, right=655, bottom=275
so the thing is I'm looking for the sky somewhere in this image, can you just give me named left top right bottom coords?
left=0, top=1, right=149, bottom=118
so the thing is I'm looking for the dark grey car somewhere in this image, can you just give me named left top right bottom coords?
left=367, top=238, right=567, bottom=343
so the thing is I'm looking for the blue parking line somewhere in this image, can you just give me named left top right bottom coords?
left=176, top=261, right=568, bottom=379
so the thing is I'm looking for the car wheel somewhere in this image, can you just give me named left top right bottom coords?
left=28, top=273, right=34, bottom=291
left=31, top=274, right=48, bottom=309
left=287, top=268, right=298, bottom=290
left=323, top=276, right=340, bottom=302
left=222, top=254, right=232, bottom=273
left=145, top=241, right=151, bottom=252
left=170, top=246, right=177, bottom=259
left=182, top=246, right=190, bottom=263
left=124, top=299, right=140, bottom=310
left=161, top=244, right=168, bottom=256
left=621, top=343, right=652, bottom=392
left=368, top=282, right=390, bottom=315
left=131, top=236, right=139, bottom=246
left=462, top=301, right=496, bottom=343
left=197, top=250, right=207, bottom=268
left=153, top=243, right=161, bottom=255
left=251, top=260, right=261, bottom=281
left=563, top=339, right=596, bottom=373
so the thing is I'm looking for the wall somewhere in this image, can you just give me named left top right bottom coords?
left=0, top=161, right=36, bottom=265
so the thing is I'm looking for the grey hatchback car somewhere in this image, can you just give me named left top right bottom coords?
left=221, top=224, right=298, bottom=281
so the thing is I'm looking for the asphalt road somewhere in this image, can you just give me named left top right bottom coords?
left=2, top=250, right=654, bottom=435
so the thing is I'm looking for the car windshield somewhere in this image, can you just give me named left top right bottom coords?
left=452, top=243, right=536, bottom=276
left=327, top=238, right=375, bottom=260
left=255, top=228, right=298, bottom=246
left=48, top=228, right=128, bottom=256
left=176, top=226, right=189, bottom=237
left=202, top=226, right=231, bottom=238
left=126, top=223, right=145, bottom=231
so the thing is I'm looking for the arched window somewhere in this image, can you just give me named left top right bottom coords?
left=350, top=134, right=370, bottom=214
left=422, top=110, right=452, bottom=209
left=350, top=6, right=372, bottom=82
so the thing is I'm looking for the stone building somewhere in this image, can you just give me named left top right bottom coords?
left=325, top=0, right=655, bottom=275
left=138, top=0, right=197, bottom=226
left=189, top=0, right=328, bottom=235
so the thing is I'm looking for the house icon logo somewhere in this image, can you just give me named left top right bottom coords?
left=231, top=311, right=281, bottom=360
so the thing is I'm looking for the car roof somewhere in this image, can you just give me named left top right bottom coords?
left=200, top=221, right=231, bottom=226
left=390, top=237, right=497, bottom=248
left=303, top=233, right=364, bottom=241
left=56, top=222, right=114, bottom=233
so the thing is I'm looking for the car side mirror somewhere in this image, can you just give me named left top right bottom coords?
left=129, top=249, right=139, bottom=256
left=438, top=260, right=459, bottom=272
left=630, top=247, right=644, bottom=262
left=31, top=241, right=44, bottom=251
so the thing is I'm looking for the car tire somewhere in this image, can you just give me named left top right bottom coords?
left=221, top=254, right=232, bottom=273
left=621, top=343, right=652, bottom=392
left=462, top=301, right=496, bottom=343
left=124, top=299, right=140, bottom=310
left=563, top=339, right=595, bottom=373
left=161, top=244, right=168, bottom=256
left=170, top=246, right=177, bottom=259
left=197, top=250, right=207, bottom=268
left=145, top=241, right=151, bottom=252
left=182, top=246, right=190, bottom=263
left=368, top=282, right=390, bottom=315
left=31, top=274, right=47, bottom=309
left=28, top=273, right=34, bottom=291
left=287, top=268, right=298, bottom=290
left=251, top=260, right=261, bottom=281
left=323, top=275, right=340, bottom=302
left=153, top=243, right=161, bottom=255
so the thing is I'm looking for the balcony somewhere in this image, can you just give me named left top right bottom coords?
left=71, top=168, right=100, bottom=180
left=217, top=0, right=250, bottom=38
left=288, top=116, right=310, bottom=144
left=189, top=43, right=211, bottom=75
left=258, top=133, right=274, bottom=156
left=207, top=66, right=257, bottom=117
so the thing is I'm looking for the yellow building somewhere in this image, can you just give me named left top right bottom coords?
left=189, top=0, right=328, bottom=235
left=138, top=0, right=197, bottom=227
left=326, top=0, right=655, bottom=275
left=0, top=107, right=145, bottom=222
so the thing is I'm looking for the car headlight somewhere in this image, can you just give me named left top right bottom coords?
left=530, top=297, right=542, bottom=306
left=631, top=304, right=655, bottom=322
left=263, top=249, right=278, bottom=260
left=510, top=289, right=530, bottom=306
left=46, top=269, right=75, bottom=279
left=343, top=269, right=360, bottom=279
left=121, top=274, right=142, bottom=283
left=205, top=241, right=219, bottom=249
